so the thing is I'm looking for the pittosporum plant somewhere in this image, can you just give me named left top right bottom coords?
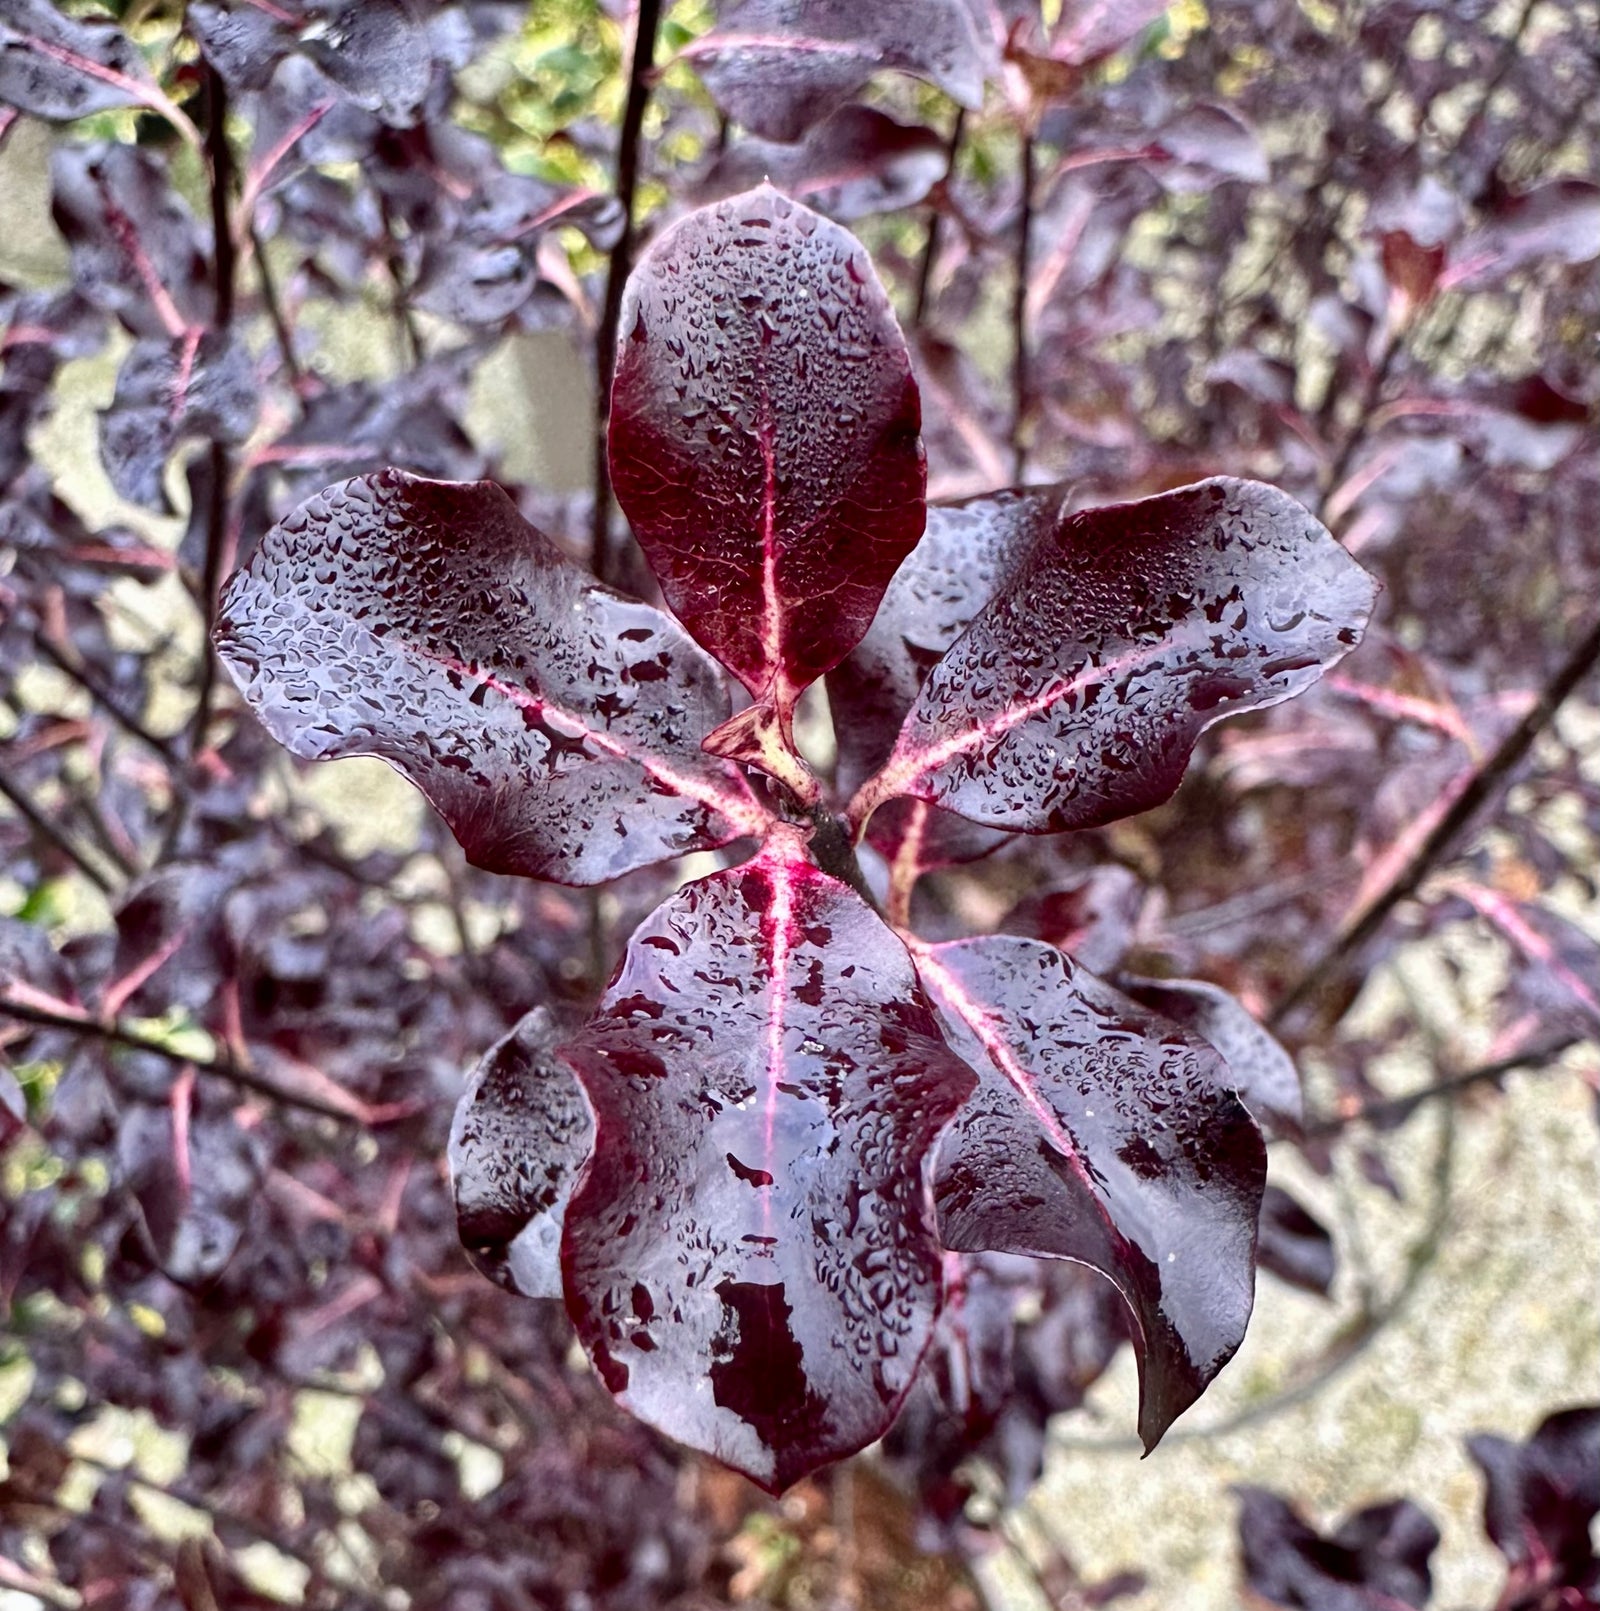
left=214, top=183, right=1376, bottom=1492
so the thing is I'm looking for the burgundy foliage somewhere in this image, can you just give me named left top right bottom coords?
left=3, top=0, right=1598, bottom=1603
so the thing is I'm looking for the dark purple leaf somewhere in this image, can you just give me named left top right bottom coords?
left=1003, top=865, right=1144, bottom=975
left=1047, top=0, right=1171, bottom=65
left=699, top=105, right=948, bottom=222
left=1236, top=1489, right=1440, bottom=1611
left=1452, top=180, right=1600, bottom=287
left=188, top=0, right=297, bottom=91
left=679, top=0, right=985, bottom=144
left=214, top=469, right=771, bottom=885
left=51, top=143, right=212, bottom=339
left=0, top=0, right=173, bottom=123
left=1253, top=1185, right=1336, bottom=1297
left=1119, top=975, right=1303, bottom=1135
left=1469, top=1406, right=1600, bottom=1608
left=117, top=1077, right=266, bottom=1288
left=850, top=478, right=1377, bottom=837
left=609, top=186, right=926, bottom=746
left=98, top=332, right=258, bottom=512
left=914, top=934, right=1265, bottom=1447
left=830, top=484, right=1068, bottom=798
left=558, top=827, right=977, bottom=1492
left=1149, top=106, right=1270, bottom=192
left=303, top=0, right=434, bottom=126
left=449, top=1007, right=593, bottom=1301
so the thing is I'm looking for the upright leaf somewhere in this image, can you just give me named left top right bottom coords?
left=913, top=934, right=1265, bottom=1447
left=215, top=469, right=770, bottom=885
left=678, top=0, right=985, bottom=144
left=559, top=827, right=977, bottom=1492
left=449, top=1008, right=593, bottom=1302
left=609, top=186, right=925, bottom=751
left=851, top=478, right=1377, bottom=836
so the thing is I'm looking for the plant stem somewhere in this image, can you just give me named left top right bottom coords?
left=1273, top=613, right=1600, bottom=1027
left=590, top=0, right=662, bottom=587
left=0, top=762, right=118, bottom=892
left=911, top=109, right=965, bottom=328
left=32, top=629, right=178, bottom=765
left=0, top=992, right=360, bottom=1125
left=186, top=63, right=237, bottom=765
left=251, top=219, right=302, bottom=392
left=1011, top=130, right=1035, bottom=481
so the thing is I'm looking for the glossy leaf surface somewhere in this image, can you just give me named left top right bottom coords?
left=679, top=0, right=985, bottom=143
left=830, top=484, right=1066, bottom=870
left=914, top=934, right=1265, bottom=1448
left=852, top=478, right=1377, bottom=835
left=449, top=1008, right=593, bottom=1302
left=214, top=469, right=769, bottom=885
left=1120, top=974, right=1303, bottom=1136
left=559, top=828, right=977, bottom=1492
left=609, top=186, right=925, bottom=735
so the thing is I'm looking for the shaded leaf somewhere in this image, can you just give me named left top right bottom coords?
left=1452, top=180, right=1600, bottom=287
left=99, top=332, right=258, bottom=511
left=1469, top=1405, right=1600, bottom=1609
left=214, top=469, right=769, bottom=885
left=610, top=186, right=925, bottom=740
left=1149, top=105, right=1270, bottom=192
left=559, top=827, right=977, bottom=1492
left=1254, top=1185, right=1336, bottom=1297
left=1236, top=1489, right=1440, bottom=1611
left=1119, top=975, right=1303, bottom=1135
left=680, top=0, right=985, bottom=144
left=0, top=0, right=165, bottom=122
left=449, top=1007, right=593, bottom=1301
left=699, top=105, right=948, bottom=221
left=914, top=935, right=1265, bottom=1447
left=300, top=0, right=433, bottom=126
left=117, top=1077, right=266, bottom=1288
left=852, top=478, right=1377, bottom=836
left=1003, top=865, right=1144, bottom=975
left=51, top=143, right=212, bottom=339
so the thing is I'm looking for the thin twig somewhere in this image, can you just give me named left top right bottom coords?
left=0, top=761, right=118, bottom=892
left=32, top=628, right=179, bottom=765
left=250, top=219, right=303, bottom=393
left=590, top=0, right=663, bottom=586
left=1302, top=1035, right=1582, bottom=1138
left=0, top=993, right=359, bottom=1125
left=186, top=64, right=239, bottom=765
left=1272, top=613, right=1600, bottom=1027
left=1011, top=131, right=1035, bottom=482
left=912, top=109, right=965, bottom=328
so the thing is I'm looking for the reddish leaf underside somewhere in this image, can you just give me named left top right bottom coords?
left=608, top=185, right=926, bottom=745
left=214, top=469, right=769, bottom=885
left=913, top=934, right=1266, bottom=1449
left=678, top=0, right=986, bottom=144
left=558, top=827, right=977, bottom=1492
left=449, top=1008, right=594, bottom=1302
left=850, top=477, right=1378, bottom=836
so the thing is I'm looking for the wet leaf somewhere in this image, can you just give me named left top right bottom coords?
left=610, top=186, right=926, bottom=743
left=852, top=478, right=1377, bottom=837
left=559, top=828, right=977, bottom=1492
left=1469, top=1405, right=1600, bottom=1609
left=914, top=935, right=1265, bottom=1447
left=1119, top=975, right=1303, bottom=1135
left=1003, top=865, right=1144, bottom=975
left=1236, top=1489, right=1440, bottom=1610
left=99, top=332, right=258, bottom=512
left=699, top=105, right=949, bottom=222
left=679, top=0, right=986, bottom=143
left=449, top=1007, right=593, bottom=1301
left=214, top=469, right=769, bottom=885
